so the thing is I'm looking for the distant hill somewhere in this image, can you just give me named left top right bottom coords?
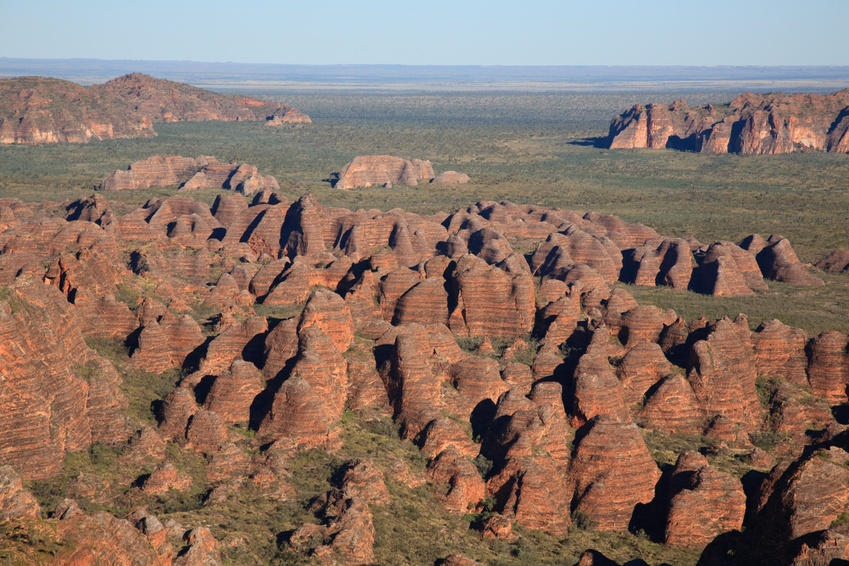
left=0, top=73, right=309, bottom=144
left=606, top=89, right=849, bottom=154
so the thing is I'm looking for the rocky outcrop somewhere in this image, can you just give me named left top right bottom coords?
left=608, top=89, right=849, bottom=154
left=0, top=279, right=128, bottom=479
left=570, top=415, right=661, bottom=531
left=432, top=171, right=471, bottom=184
left=335, top=155, right=435, bottom=189
left=100, top=154, right=279, bottom=194
left=0, top=73, right=308, bottom=144
left=265, top=108, right=312, bottom=125
left=663, top=452, right=746, bottom=548
left=686, top=316, right=761, bottom=431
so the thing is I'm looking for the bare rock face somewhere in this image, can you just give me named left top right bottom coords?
left=0, top=76, right=155, bottom=144
left=426, top=447, right=486, bottom=514
left=298, top=287, right=354, bottom=353
left=100, top=154, right=279, bottom=194
left=335, top=155, right=435, bottom=189
left=266, top=108, right=312, bottom=125
left=624, top=237, right=693, bottom=289
left=448, top=254, right=535, bottom=338
left=756, top=235, right=825, bottom=286
left=571, top=327, right=629, bottom=426
left=607, top=89, right=849, bottom=155
left=815, top=249, right=849, bottom=273
left=0, top=73, right=308, bottom=145
left=686, top=316, right=761, bottom=431
left=202, top=360, right=264, bottom=425
left=663, top=452, right=746, bottom=548
left=570, top=415, right=661, bottom=531
left=806, top=330, right=849, bottom=404
left=755, top=447, right=849, bottom=544
left=638, top=373, right=705, bottom=434
left=752, top=319, right=809, bottom=385
left=431, top=171, right=471, bottom=184
left=53, top=509, right=174, bottom=565
left=131, top=312, right=206, bottom=374
left=0, top=465, right=41, bottom=521
left=0, top=280, right=128, bottom=479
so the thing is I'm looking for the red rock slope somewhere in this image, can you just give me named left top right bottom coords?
left=607, top=89, right=849, bottom=154
left=0, top=73, right=309, bottom=144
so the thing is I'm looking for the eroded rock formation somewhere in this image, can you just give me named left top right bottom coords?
left=608, top=89, right=849, bottom=154
left=0, top=73, right=309, bottom=144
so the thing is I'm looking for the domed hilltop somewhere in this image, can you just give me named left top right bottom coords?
left=606, top=88, right=849, bottom=154
left=0, top=73, right=310, bottom=144
left=0, top=186, right=848, bottom=565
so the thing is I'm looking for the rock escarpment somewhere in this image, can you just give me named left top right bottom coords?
left=100, top=154, right=279, bottom=194
left=334, top=155, right=471, bottom=189
left=607, top=89, right=849, bottom=154
left=335, top=155, right=435, bottom=189
left=0, top=73, right=309, bottom=144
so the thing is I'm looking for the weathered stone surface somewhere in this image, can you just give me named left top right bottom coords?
left=756, top=235, right=825, bottom=286
left=266, top=107, right=312, bottom=125
left=664, top=452, right=746, bottom=548
left=638, top=373, right=705, bottom=434
left=141, top=461, right=193, bottom=494
left=101, top=154, right=279, bottom=194
left=571, top=327, right=629, bottom=426
left=203, top=360, right=264, bottom=425
left=686, top=316, right=761, bottom=431
left=815, top=249, right=849, bottom=273
left=448, top=254, right=535, bottom=338
left=691, top=240, right=766, bottom=296
left=427, top=447, right=486, bottom=514
left=0, top=465, right=41, bottom=522
left=131, top=312, right=206, bottom=374
left=0, top=280, right=128, bottom=479
left=298, top=287, right=354, bottom=353
left=755, top=446, right=849, bottom=542
left=616, top=342, right=672, bottom=406
left=335, top=155, right=434, bottom=189
left=431, top=171, right=471, bottom=184
left=607, top=89, right=849, bottom=155
left=0, top=75, right=155, bottom=144
left=54, top=510, right=172, bottom=565
left=752, top=319, right=809, bottom=385
left=570, top=415, right=661, bottom=531
left=624, top=237, right=692, bottom=289
left=806, top=330, right=849, bottom=404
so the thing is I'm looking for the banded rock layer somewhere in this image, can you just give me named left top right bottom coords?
left=607, top=89, right=849, bottom=154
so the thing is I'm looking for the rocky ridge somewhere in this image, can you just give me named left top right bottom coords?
left=335, top=155, right=470, bottom=189
left=0, top=73, right=309, bottom=144
left=100, top=154, right=279, bottom=194
left=0, top=192, right=845, bottom=565
left=607, top=88, right=849, bottom=154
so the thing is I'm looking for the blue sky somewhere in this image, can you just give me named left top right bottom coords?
left=2, top=0, right=847, bottom=66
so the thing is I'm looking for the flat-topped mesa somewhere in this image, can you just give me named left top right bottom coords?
left=607, top=89, right=849, bottom=154
left=0, top=73, right=309, bottom=144
left=335, top=155, right=435, bottom=189
left=99, top=154, right=279, bottom=194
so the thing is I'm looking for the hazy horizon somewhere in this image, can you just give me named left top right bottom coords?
left=3, top=58, right=849, bottom=93
left=2, top=0, right=848, bottom=67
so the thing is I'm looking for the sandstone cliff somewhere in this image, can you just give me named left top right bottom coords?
left=607, top=89, right=849, bottom=154
left=100, top=154, right=279, bottom=194
left=0, top=73, right=309, bottom=144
